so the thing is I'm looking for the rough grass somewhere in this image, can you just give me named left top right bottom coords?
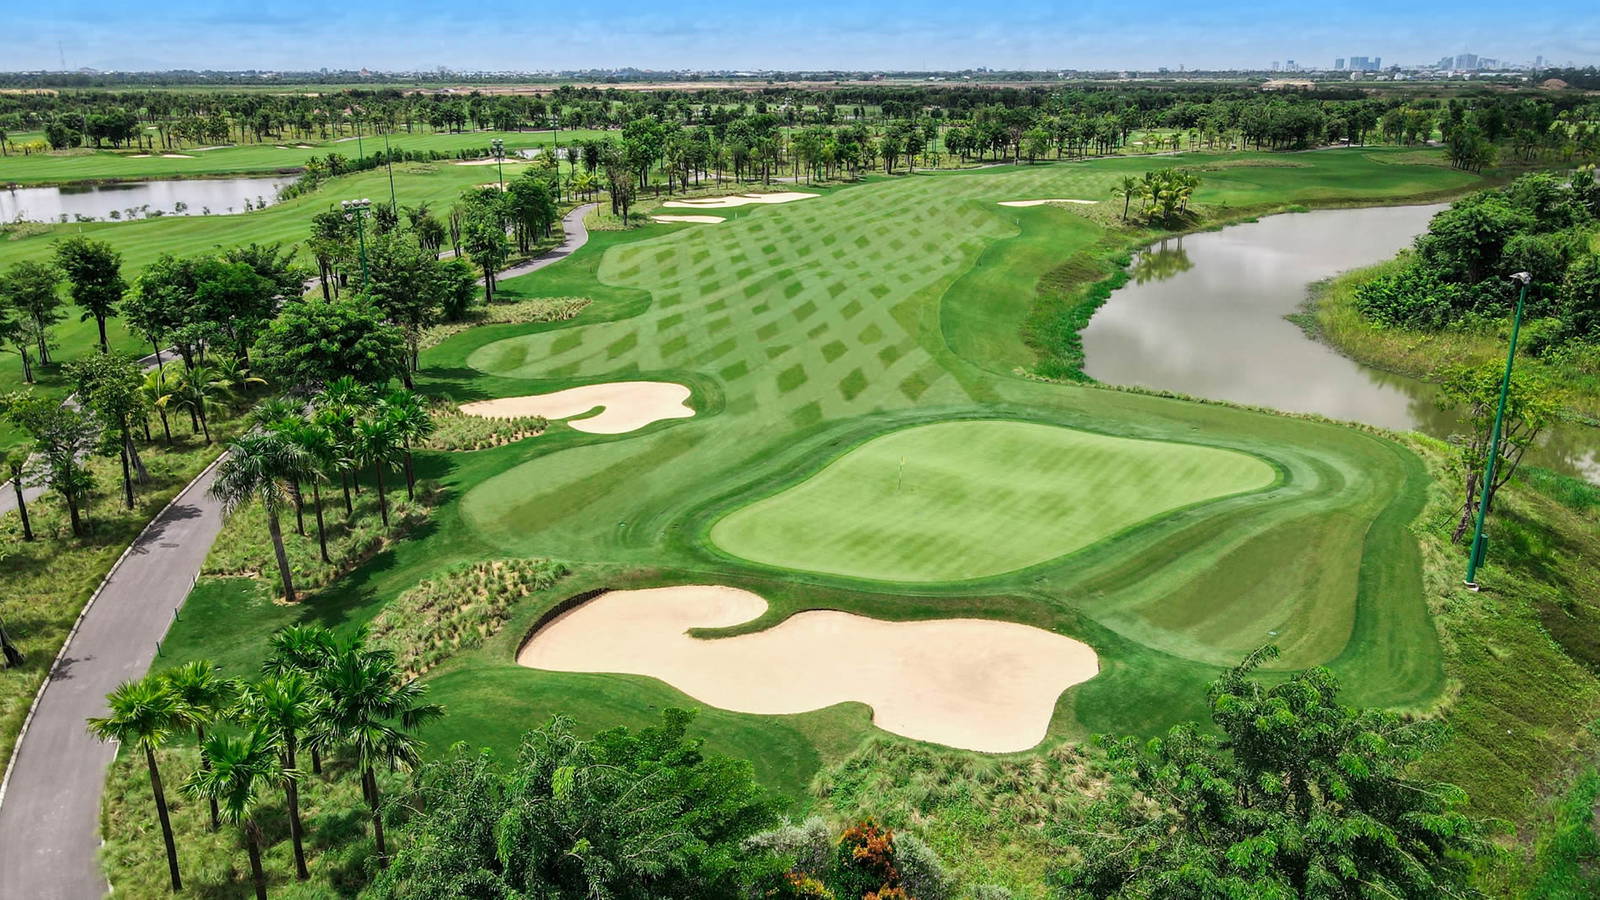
left=99, top=740, right=404, bottom=900
left=368, top=557, right=568, bottom=676
left=202, top=475, right=435, bottom=599
left=0, top=427, right=228, bottom=776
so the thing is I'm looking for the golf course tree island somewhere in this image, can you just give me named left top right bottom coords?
left=1, top=58, right=1598, bottom=899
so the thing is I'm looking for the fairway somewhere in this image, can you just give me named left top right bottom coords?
left=709, top=420, right=1277, bottom=581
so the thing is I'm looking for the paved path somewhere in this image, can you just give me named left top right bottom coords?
left=0, top=201, right=598, bottom=898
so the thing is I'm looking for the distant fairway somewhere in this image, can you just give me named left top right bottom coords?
left=710, top=420, right=1277, bottom=581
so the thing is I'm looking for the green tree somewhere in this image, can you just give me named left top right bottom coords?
left=1, top=392, right=97, bottom=535
left=0, top=260, right=65, bottom=366
left=4, top=447, right=33, bottom=541
left=1053, top=647, right=1497, bottom=898
left=237, top=672, right=319, bottom=881
left=1436, top=362, right=1560, bottom=543
left=262, top=624, right=340, bottom=774
left=311, top=642, right=443, bottom=867
left=352, top=414, right=401, bottom=526
left=183, top=729, right=286, bottom=900
left=68, top=352, right=149, bottom=509
left=378, top=388, right=433, bottom=501
left=162, top=660, right=238, bottom=831
left=257, top=297, right=406, bottom=389
left=368, top=709, right=780, bottom=899
left=1112, top=175, right=1139, bottom=223
left=53, top=235, right=126, bottom=353
left=86, top=675, right=185, bottom=892
left=459, top=188, right=510, bottom=303
left=210, top=432, right=313, bottom=602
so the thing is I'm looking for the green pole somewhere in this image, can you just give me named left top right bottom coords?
left=383, top=131, right=397, bottom=210
left=356, top=211, right=369, bottom=291
left=1464, top=272, right=1531, bottom=589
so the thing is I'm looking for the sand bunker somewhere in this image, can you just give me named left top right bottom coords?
left=997, top=198, right=1098, bottom=207
left=651, top=215, right=726, bottom=224
left=662, top=192, right=818, bottom=209
left=520, top=585, right=1099, bottom=752
left=161, top=153, right=194, bottom=159
left=455, top=157, right=522, bottom=166
left=459, top=381, right=693, bottom=434
left=128, top=154, right=150, bottom=158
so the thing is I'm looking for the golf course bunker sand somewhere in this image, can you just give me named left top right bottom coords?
left=662, top=191, right=818, bottom=209
left=651, top=214, right=726, bottom=224
left=459, top=381, right=694, bottom=434
left=519, top=585, right=1099, bottom=752
left=998, top=198, right=1099, bottom=207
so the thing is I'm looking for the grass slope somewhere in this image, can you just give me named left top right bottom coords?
left=709, top=419, right=1277, bottom=582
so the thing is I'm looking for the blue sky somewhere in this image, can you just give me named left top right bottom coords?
left=7, top=0, right=1599, bottom=72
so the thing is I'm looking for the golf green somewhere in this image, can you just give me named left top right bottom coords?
left=709, top=420, right=1277, bottom=581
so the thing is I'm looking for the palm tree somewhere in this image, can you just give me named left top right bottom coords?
left=263, top=624, right=339, bottom=774
left=312, top=643, right=443, bottom=867
left=184, top=729, right=285, bottom=900
left=87, top=676, right=184, bottom=892
left=253, top=399, right=309, bottom=536
left=378, top=389, right=433, bottom=501
left=139, top=369, right=174, bottom=446
left=316, top=378, right=372, bottom=513
left=210, top=432, right=313, bottom=602
left=282, top=418, right=338, bottom=564
left=1113, top=175, right=1140, bottom=222
left=163, top=661, right=237, bottom=831
left=173, top=363, right=230, bottom=444
left=352, top=416, right=401, bottom=527
left=212, top=354, right=267, bottom=408
left=237, top=673, right=318, bottom=880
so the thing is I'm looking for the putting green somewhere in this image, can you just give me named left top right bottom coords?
left=709, top=420, right=1277, bottom=582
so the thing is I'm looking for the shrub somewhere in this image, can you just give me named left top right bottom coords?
left=367, top=558, right=567, bottom=676
left=833, top=819, right=900, bottom=899
left=422, top=400, right=546, bottom=451
left=896, top=832, right=953, bottom=900
left=418, top=296, right=590, bottom=350
left=966, top=886, right=1013, bottom=900
left=744, top=816, right=835, bottom=876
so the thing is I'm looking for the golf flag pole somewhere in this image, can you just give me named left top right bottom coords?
left=1464, top=271, right=1531, bottom=590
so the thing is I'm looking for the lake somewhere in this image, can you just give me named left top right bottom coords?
left=1081, top=204, right=1600, bottom=481
left=0, top=175, right=296, bottom=223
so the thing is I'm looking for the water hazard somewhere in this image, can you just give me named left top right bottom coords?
left=1081, top=204, right=1600, bottom=480
left=1, top=175, right=295, bottom=223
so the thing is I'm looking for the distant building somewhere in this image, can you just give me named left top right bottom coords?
left=1335, top=58, right=1346, bottom=70
left=1454, top=53, right=1479, bottom=70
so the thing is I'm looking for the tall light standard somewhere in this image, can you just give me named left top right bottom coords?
left=491, top=138, right=506, bottom=191
left=1464, top=271, right=1532, bottom=590
left=382, top=128, right=397, bottom=210
left=341, top=198, right=373, bottom=292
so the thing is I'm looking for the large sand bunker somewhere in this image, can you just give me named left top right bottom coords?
left=998, top=198, right=1098, bottom=207
left=519, top=585, right=1100, bottom=752
left=662, top=192, right=818, bottom=209
left=459, top=381, right=693, bottom=434
left=651, top=214, right=726, bottom=224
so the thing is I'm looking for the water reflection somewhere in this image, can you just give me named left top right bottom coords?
left=1082, top=205, right=1600, bottom=481
left=1, top=176, right=295, bottom=223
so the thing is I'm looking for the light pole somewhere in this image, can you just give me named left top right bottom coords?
left=491, top=138, right=506, bottom=191
left=1464, top=271, right=1532, bottom=591
left=341, top=198, right=373, bottom=292
left=382, top=128, right=397, bottom=210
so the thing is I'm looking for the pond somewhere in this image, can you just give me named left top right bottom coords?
left=0, top=175, right=296, bottom=223
left=1081, top=204, right=1600, bottom=481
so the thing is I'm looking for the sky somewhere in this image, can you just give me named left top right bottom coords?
left=5, top=0, right=1600, bottom=73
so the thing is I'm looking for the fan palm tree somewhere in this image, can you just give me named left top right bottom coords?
left=162, top=661, right=238, bottom=831
left=210, top=432, right=314, bottom=602
left=263, top=624, right=340, bottom=774
left=184, top=728, right=286, bottom=900
left=173, top=363, right=230, bottom=444
left=312, top=644, right=443, bottom=867
left=352, top=416, right=401, bottom=527
left=378, top=389, right=433, bottom=501
left=237, top=673, right=318, bottom=880
left=86, top=675, right=184, bottom=891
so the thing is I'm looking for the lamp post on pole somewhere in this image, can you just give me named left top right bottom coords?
left=492, top=138, right=505, bottom=191
left=341, top=198, right=373, bottom=292
left=1464, top=271, right=1532, bottom=591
